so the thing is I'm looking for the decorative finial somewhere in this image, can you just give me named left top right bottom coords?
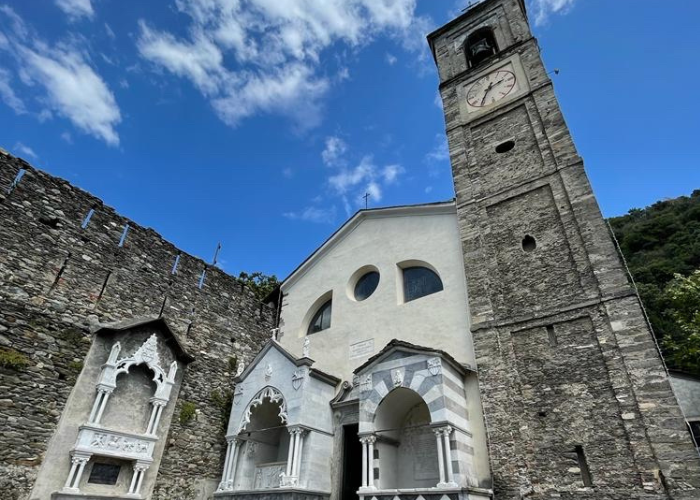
left=235, top=361, right=245, bottom=378
left=302, top=337, right=310, bottom=358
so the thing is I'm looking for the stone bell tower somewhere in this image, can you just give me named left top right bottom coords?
left=428, top=1, right=700, bottom=499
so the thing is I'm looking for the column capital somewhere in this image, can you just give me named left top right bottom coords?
left=288, top=425, right=306, bottom=436
left=149, top=397, right=168, bottom=407
left=433, top=425, right=453, bottom=436
left=359, top=434, right=376, bottom=445
left=227, top=436, right=242, bottom=445
left=96, top=384, right=115, bottom=394
left=70, top=452, right=92, bottom=464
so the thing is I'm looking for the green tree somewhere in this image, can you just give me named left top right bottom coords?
left=608, top=189, right=700, bottom=371
left=661, top=270, right=700, bottom=373
left=237, top=271, right=279, bottom=302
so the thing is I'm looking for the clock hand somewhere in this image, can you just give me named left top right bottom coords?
left=480, top=82, right=494, bottom=106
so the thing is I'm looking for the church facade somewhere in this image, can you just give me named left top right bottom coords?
left=1, top=1, right=700, bottom=500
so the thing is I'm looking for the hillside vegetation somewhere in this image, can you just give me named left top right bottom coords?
left=608, top=189, right=700, bottom=373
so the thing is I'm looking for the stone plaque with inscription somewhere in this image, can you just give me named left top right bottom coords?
left=349, top=339, right=374, bottom=359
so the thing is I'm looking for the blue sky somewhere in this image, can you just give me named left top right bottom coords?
left=1, top=0, right=699, bottom=279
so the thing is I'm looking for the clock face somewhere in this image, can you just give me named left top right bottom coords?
left=466, top=70, right=517, bottom=108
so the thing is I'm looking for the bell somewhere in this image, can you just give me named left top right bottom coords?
left=470, top=38, right=494, bottom=66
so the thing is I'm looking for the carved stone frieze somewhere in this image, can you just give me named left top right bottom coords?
left=74, top=425, right=156, bottom=461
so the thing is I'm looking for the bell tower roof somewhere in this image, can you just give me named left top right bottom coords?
left=427, top=0, right=528, bottom=61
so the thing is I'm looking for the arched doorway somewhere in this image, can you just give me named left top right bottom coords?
left=373, top=388, right=439, bottom=489
left=235, top=390, right=292, bottom=490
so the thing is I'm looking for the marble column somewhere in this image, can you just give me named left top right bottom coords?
left=128, top=463, right=150, bottom=497
left=436, top=426, right=457, bottom=488
left=88, top=387, right=113, bottom=425
left=434, top=428, right=446, bottom=486
left=226, top=438, right=242, bottom=490
left=366, top=435, right=376, bottom=488
left=361, top=437, right=368, bottom=488
left=62, top=454, right=91, bottom=493
left=293, top=429, right=306, bottom=480
left=442, top=427, right=456, bottom=486
left=285, top=428, right=296, bottom=477
left=218, top=440, right=234, bottom=491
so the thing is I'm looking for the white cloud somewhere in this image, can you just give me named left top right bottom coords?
left=13, top=142, right=38, bottom=160
left=0, top=68, right=26, bottom=114
left=530, top=0, right=576, bottom=26
left=283, top=205, right=337, bottom=224
left=382, top=164, right=404, bottom=184
left=137, top=0, right=431, bottom=129
left=425, top=133, right=450, bottom=177
left=0, top=6, right=121, bottom=145
left=425, top=134, right=449, bottom=162
left=61, top=131, right=73, bottom=143
left=55, top=0, right=94, bottom=21
left=321, top=136, right=347, bottom=167
left=20, top=46, right=121, bottom=145
left=385, top=53, right=397, bottom=65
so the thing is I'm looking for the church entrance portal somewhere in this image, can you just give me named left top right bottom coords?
left=341, top=424, right=362, bottom=500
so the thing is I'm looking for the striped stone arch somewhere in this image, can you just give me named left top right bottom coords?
left=357, top=353, right=446, bottom=433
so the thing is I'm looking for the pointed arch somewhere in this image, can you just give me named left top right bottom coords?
left=238, top=386, right=288, bottom=434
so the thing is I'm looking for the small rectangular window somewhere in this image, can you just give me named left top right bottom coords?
left=546, top=325, right=557, bottom=346
left=689, top=421, right=700, bottom=448
left=88, top=463, right=121, bottom=485
left=575, top=445, right=593, bottom=487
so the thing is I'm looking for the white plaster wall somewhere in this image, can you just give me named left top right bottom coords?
left=279, top=207, right=474, bottom=382
left=670, top=373, right=700, bottom=419
left=227, top=346, right=333, bottom=437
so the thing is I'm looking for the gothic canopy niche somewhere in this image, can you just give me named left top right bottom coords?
left=34, top=316, right=194, bottom=500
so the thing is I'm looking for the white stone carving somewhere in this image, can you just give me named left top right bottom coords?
left=239, top=386, right=288, bottom=433
left=69, top=333, right=177, bottom=495
left=74, top=425, right=156, bottom=461
left=360, top=374, right=372, bottom=393
left=235, top=361, right=245, bottom=378
left=392, top=368, right=404, bottom=387
left=264, top=363, right=273, bottom=381
left=233, top=383, right=244, bottom=404
left=353, top=375, right=360, bottom=387
left=292, top=367, right=307, bottom=391
left=108, top=342, right=121, bottom=364
left=247, top=441, right=258, bottom=457
left=255, top=463, right=286, bottom=489
left=302, top=337, right=310, bottom=358
left=428, top=357, right=442, bottom=376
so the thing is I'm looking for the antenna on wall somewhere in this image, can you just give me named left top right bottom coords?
left=212, top=242, right=222, bottom=266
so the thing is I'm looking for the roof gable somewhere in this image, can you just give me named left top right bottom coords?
left=93, top=316, right=195, bottom=363
left=353, top=339, right=474, bottom=376
left=280, top=201, right=455, bottom=291
left=236, top=340, right=340, bottom=386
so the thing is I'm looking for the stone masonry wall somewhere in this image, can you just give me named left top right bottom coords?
left=430, top=0, right=700, bottom=499
left=0, top=152, right=275, bottom=500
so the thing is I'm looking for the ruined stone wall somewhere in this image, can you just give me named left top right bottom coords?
left=0, top=152, right=275, bottom=500
left=430, top=0, right=700, bottom=498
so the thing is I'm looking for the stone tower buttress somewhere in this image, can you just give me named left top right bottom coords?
left=429, top=0, right=700, bottom=499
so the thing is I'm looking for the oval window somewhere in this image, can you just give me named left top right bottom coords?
left=354, top=271, right=380, bottom=301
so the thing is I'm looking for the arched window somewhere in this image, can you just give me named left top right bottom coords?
left=465, top=27, right=498, bottom=68
left=307, top=299, right=332, bottom=334
left=402, top=266, right=443, bottom=302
